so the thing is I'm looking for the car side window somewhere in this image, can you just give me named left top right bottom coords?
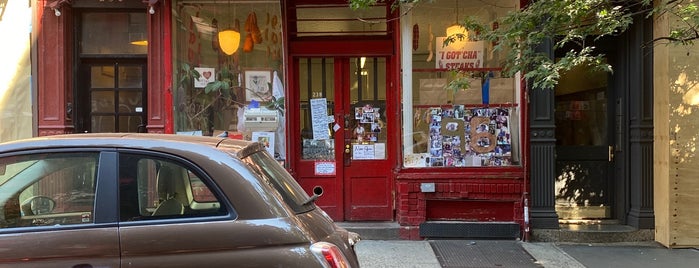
left=118, top=154, right=226, bottom=221
left=0, top=153, right=98, bottom=229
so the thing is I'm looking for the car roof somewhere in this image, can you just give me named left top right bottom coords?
left=0, top=133, right=265, bottom=158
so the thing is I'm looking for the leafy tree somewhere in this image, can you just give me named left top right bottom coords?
left=350, top=0, right=699, bottom=89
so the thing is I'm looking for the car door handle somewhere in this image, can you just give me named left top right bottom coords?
left=73, top=264, right=92, bottom=268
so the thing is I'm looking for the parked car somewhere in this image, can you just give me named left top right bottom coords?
left=0, top=133, right=360, bottom=267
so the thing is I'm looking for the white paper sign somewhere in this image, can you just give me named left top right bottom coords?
left=435, top=38, right=484, bottom=69
left=374, top=143, right=386, bottom=159
left=310, top=98, right=330, bottom=140
left=194, top=67, right=215, bottom=88
left=352, top=144, right=375, bottom=160
left=314, top=161, right=336, bottom=175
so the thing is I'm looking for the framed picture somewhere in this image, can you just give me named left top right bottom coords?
left=251, top=131, right=275, bottom=156
left=244, top=69, right=273, bottom=102
left=194, top=67, right=215, bottom=88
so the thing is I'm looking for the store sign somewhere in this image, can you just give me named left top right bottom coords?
left=435, top=38, right=484, bottom=69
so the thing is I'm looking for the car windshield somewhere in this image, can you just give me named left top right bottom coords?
left=242, top=151, right=315, bottom=214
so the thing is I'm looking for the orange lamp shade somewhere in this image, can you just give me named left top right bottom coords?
left=218, top=29, right=241, bottom=55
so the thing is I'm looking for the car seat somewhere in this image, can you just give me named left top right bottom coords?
left=152, top=165, right=185, bottom=216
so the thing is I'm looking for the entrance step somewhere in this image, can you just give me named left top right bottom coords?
left=335, top=222, right=401, bottom=240
left=419, top=221, right=521, bottom=240
left=531, top=221, right=655, bottom=243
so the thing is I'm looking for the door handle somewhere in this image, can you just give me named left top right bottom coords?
left=344, top=141, right=352, bottom=167
left=608, top=145, right=614, bottom=162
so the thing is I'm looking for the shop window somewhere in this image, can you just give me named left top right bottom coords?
left=402, top=0, right=521, bottom=168
left=172, top=0, right=286, bottom=159
left=81, top=12, right=147, bottom=55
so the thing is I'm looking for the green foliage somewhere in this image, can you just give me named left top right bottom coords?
left=444, top=70, right=472, bottom=94
left=177, top=63, right=239, bottom=132
left=349, top=0, right=699, bottom=90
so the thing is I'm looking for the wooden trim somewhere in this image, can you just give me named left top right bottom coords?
left=289, top=39, right=394, bottom=56
left=37, top=2, right=73, bottom=136
left=146, top=0, right=167, bottom=133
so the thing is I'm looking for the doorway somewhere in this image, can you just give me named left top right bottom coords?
left=74, top=11, right=148, bottom=133
left=554, top=47, right=617, bottom=222
left=76, top=60, right=147, bottom=133
left=292, top=57, right=393, bottom=221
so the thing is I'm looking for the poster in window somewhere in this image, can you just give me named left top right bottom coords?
left=252, top=131, right=275, bottom=156
left=194, top=67, right=215, bottom=88
left=244, top=69, right=273, bottom=101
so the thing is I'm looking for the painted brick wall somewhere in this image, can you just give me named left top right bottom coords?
left=396, top=179, right=525, bottom=239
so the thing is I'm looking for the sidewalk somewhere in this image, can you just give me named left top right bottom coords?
left=356, top=240, right=699, bottom=268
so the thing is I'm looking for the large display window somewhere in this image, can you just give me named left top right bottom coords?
left=172, top=0, right=286, bottom=159
left=402, top=0, right=521, bottom=168
left=171, top=0, right=284, bottom=133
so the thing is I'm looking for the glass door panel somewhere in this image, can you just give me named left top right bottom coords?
left=300, top=58, right=336, bottom=160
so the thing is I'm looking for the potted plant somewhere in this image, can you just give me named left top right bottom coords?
left=175, top=63, right=241, bottom=135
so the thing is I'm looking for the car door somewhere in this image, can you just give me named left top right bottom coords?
left=116, top=153, right=321, bottom=267
left=0, top=151, right=120, bottom=267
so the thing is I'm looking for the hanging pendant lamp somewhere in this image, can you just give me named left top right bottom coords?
left=218, top=29, right=240, bottom=55
left=218, top=0, right=240, bottom=55
left=446, top=0, right=467, bottom=40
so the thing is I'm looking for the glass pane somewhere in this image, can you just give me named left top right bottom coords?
left=119, top=116, right=142, bottom=133
left=91, top=66, right=115, bottom=88
left=91, top=91, right=114, bottom=113
left=295, top=5, right=387, bottom=37
left=92, top=116, right=115, bottom=132
left=172, top=1, right=284, bottom=136
left=349, top=57, right=387, bottom=160
left=554, top=64, right=608, bottom=146
left=119, top=155, right=226, bottom=221
left=82, top=12, right=147, bottom=55
left=402, top=0, right=521, bottom=168
left=0, top=153, right=98, bottom=228
left=119, top=66, right=143, bottom=88
left=300, top=58, right=335, bottom=160
left=118, top=90, right=142, bottom=113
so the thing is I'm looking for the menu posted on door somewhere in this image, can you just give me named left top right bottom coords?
left=310, top=98, right=333, bottom=140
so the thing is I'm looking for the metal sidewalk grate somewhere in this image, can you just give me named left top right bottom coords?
left=429, top=240, right=542, bottom=268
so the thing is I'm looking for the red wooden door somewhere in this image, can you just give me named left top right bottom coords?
left=292, top=57, right=393, bottom=221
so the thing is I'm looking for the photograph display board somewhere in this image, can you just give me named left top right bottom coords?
left=420, top=106, right=512, bottom=167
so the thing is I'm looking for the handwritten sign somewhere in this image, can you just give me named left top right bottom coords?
left=310, top=98, right=330, bottom=140
left=435, top=38, right=484, bottom=70
left=352, top=144, right=375, bottom=160
left=314, top=161, right=336, bottom=175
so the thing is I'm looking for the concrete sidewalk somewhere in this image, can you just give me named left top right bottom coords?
left=356, top=240, right=699, bottom=268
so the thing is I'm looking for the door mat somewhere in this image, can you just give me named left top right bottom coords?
left=429, top=240, right=542, bottom=268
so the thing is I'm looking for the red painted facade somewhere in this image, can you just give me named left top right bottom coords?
left=36, top=0, right=529, bottom=240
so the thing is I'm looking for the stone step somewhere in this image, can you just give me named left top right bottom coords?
left=531, top=223, right=655, bottom=243
left=419, top=221, right=521, bottom=240
left=336, top=221, right=401, bottom=240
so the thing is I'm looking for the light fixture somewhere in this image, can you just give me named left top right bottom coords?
left=446, top=24, right=467, bottom=38
left=149, top=5, right=155, bottom=15
left=54, top=8, right=61, bottom=17
left=218, top=29, right=240, bottom=55
left=445, top=0, right=467, bottom=39
left=130, top=40, right=149, bottom=46
left=360, top=57, right=366, bottom=68
left=218, top=1, right=240, bottom=55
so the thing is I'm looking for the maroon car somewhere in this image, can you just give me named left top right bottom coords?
left=0, top=133, right=360, bottom=267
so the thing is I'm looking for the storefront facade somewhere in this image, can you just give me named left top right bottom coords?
left=34, top=0, right=654, bottom=241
